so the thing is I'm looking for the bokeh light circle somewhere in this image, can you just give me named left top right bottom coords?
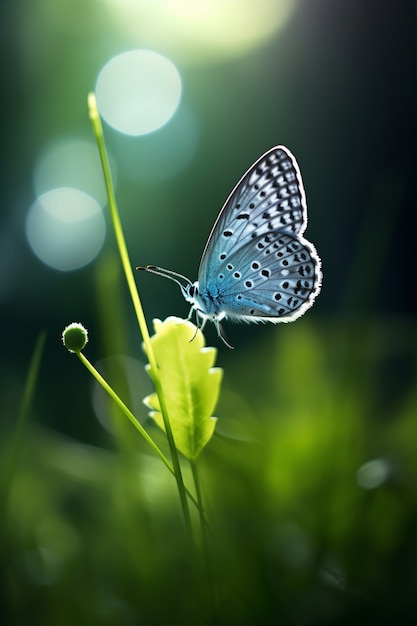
left=356, top=459, right=391, bottom=490
left=26, top=188, right=106, bottom=271
left=33, top=138, right=115, bottom=208
left=95, top=50, right=182, bottom=135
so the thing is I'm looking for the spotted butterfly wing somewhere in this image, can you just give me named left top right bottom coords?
left=196, top=146, right=322, bottom=323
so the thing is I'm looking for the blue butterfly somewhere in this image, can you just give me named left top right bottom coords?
left=138, top=146, right=322, bottom=348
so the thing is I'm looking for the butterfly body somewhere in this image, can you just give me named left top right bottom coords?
left=139, top=146, right=322, bottom=346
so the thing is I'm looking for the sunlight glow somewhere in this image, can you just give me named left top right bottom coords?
left=104, top=0, right=297, bottom=63
left=26, top=188, right=106, bottom=271
left=95, top=50, right=182, bottom=136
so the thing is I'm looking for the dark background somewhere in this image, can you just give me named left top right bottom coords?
left=0, top=1, right=415, bottom=624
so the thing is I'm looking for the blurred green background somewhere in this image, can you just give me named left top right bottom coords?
left=1, top=1, right=415, bottom=625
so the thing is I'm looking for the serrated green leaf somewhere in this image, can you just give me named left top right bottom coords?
left=143, top=316, right=222, bottom=460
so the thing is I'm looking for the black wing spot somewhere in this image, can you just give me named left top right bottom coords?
left=223, top=230, right=233, bottom=237
left=245, top=280, right=253, bottom=288
left=237, top=213, right=250, bottom=220
left=220, top=253, right=227, bottom=260
left=282, top=281, right=289, bottom=289
left=251, top=261, right=260, bottom=270
left=234, top=272, right=241, bottom=279
left=274, top=293, right=282, bottom=301
left=261, top=269, right=270, bottom=278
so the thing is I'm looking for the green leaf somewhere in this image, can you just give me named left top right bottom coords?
left=143, top=317, right=222, bottom=460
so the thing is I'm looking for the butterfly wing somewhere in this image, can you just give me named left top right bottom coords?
left=198, top=145, right=308, bottom=285
left=202, top=231, right=321, bottom=322
left=196, top=146, right=322, bottom=322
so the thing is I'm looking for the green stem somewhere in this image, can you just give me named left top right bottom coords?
left=88, top=93, right=192, bottom=540
left=76, top=350, right=200, bottom=509
left=191, top=460, right=219, bottom=624
left=3, top=332, right=46, bottom=496
left=77, top=351, right=171, bottom=470
left=190, top=460, right=207, bottom=536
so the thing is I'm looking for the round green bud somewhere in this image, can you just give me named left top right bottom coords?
left=62, top=322, right=89, bottom=353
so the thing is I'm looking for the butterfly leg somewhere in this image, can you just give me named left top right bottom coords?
left=186, top=305, right=195, bottom=322
left=215, top=320, right=234, bottom=350
left=187, top=307, right=207, bottom=343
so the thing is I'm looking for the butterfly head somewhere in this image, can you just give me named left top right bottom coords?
left=184, top=281, right=226, bottom=323
left=137, top=265, right=232, bottom=345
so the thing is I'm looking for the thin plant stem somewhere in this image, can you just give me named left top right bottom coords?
left=191, top=459, right=219, bottom=625
left=76, top=350, right=200, bottom=510
left=3, top=332, right=46, bottom=497
left=77, top=350, right=171, bottom=471
left=87, top=93, right=193, bottom=540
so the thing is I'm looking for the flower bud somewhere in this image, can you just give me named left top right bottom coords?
left=62, top=322, right=89, bottom=353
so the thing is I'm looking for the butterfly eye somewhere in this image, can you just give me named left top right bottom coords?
left=188, top=285, right=197, bottom=297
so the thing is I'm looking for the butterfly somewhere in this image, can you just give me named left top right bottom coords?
left=138, top=146, right=322, bottom=348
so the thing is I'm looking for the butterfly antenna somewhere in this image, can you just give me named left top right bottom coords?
left=136, top=265, right=192, bottom=291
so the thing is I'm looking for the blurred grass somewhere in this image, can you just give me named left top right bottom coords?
left=1, top=314, right=415, bottom=625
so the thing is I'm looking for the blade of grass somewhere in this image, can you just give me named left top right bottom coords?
left=3, top=332, right=46, bottom=497
left=190, top=459, right=220, bottom=625
left=88, top=93, right=192, bottom=539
